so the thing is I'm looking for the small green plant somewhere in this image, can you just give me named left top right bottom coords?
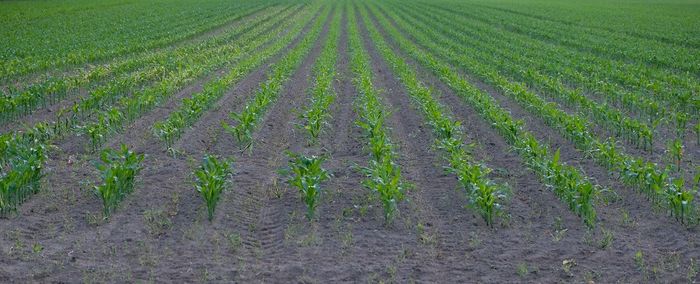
left=94, top=144, right=144, bottom=218
left=598, top=228, right=614, bottom=249
left=32, top=243, right=43, bottom=254
left=675, top=113, right=689, bottom=139
left=194, top=155, right=232, bottom=222
left=688, top=258, right=698, bottom=282
left=282, top=152, right=330, bottom=220
left=666, top=177, right=695, bottom=224
left=227, top=232, right=242, bottom=252
left=666, top=139, right=683, bottom=172
left=562, top=259, right=576, bottom=276
left=620, top=209, right=635, bottom=227
left=517, top=263, right=529, bottom=277
left=361, top=155, right=406, bottom=221
left=634, top=250, right=646, bottom=271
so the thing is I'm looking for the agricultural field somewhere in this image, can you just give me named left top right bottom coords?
left=1, top=0, right=699, bottom=282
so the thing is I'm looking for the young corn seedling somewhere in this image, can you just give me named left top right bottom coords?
left=94, top=144, right=144, bottom=218
left=282, top=151, right=330, bottom=220
left=0, top=134, right=47, bottom=216
left=362, top=154, right=405, bottom=221
left=194, top=155, right=232, bottom=222
left=666, top=139, right=684, bottom=172
left=675, top=113, right=689, bottom=139
left=666, top=177, right=696, bottom=224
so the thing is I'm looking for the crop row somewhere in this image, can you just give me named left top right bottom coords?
left=431, top=2, right=700, bottom=76
left=358, top=5, right=507, bottom=226
left=365, top=2, right=598, bottom=227
left=385, top=4, right=657, bottom=153
left=298, top=5, right=342, bottom=145
left=283, top=6, right=341, bottom=220
left=347, top=4, right=405, bottom=222
left=222, top=4, right=330, bottom=146
left=0, top=4, right=313, bottom=214
left=148, top=4, right=322, bottom=148
left=0, top=5, right=298, bottom=125
left=416, top=2, right=700, bottom=119
left=375, top=2, right=697, bottom=224
left=0, top=1, right=273, bottom=81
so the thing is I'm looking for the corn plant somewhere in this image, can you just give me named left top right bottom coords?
left=0, top=134, right=47, bottom=216
left=82, top=7, right=318, bottom=151
left=675, top=113, right=689, bottom=139
left=665, top=139, right=683, bottom=172
left=348, top=4, right=406, bottom=222
left=360, top=5, right=508, bottom=226
left=94, top=144, right=144, bottom=218
left=282, top=152, right=330, bottom=220
left=374, top=2, right=698, bottom=225
left=666, top=177, right=695, bottom=224
left=194, top=155, right=232, bottom=222
left=299, top=8, right=341, bottom=145
left=361, top=155, right=406, bottom=221
left=223, top=7, right=329, bottom=147
left=368, top=3, right=598, bottom=227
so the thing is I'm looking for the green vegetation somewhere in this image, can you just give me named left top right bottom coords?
left=94, top=144, right=144, bottom=217
left=348, top=4, right=406, bottom=222
left=283, top=152, right=331, bottom=220
left=358, top=5, right=507, bottom=226
left=1, top=0, right=699, bottom=281
left=194, top=155, right=232, bottom=222
left=223, top=4, right=331, bottom=146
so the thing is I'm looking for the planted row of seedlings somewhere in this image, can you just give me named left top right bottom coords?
left=0, top=4, right=296, bottom=124
left=283, top=6, right=343, bottom=221
left=94, top=145, right=144, bottom=217
left=0, top=4, right=311, bottom=216
left=88, top=5, right=321, bottom=219
left=0, top=1, right=271, bottom=81
left=373, top=3, right=698, bottom=225
left=347, top=4, right=406, bottom=222
left=85, top=6, right=318, bottom=150
left=153, top=4, right=321, bottom=149
left=298, top=6, right=342, bottom=145
left=0, top=131, right=47, bottom=216
left=385, top=4, right=656, bottom=153
left=414, top=1, right=700, bottom=120
left=358, top=6, right=507, bottom=226
left=393, top=2, right=696, bottom=146
left=440, top=2, right=700, bottom=76
left=222, top=5, right=331, bottom=146
left=392, top=3, right=700, bottom=223
left=47, top=7, right=302, bottom=217
left=191, top=4, right=331, bottom=222
left=365, top=3, right=598, bottom=227
left=395, top=2, right=683, bottom=128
